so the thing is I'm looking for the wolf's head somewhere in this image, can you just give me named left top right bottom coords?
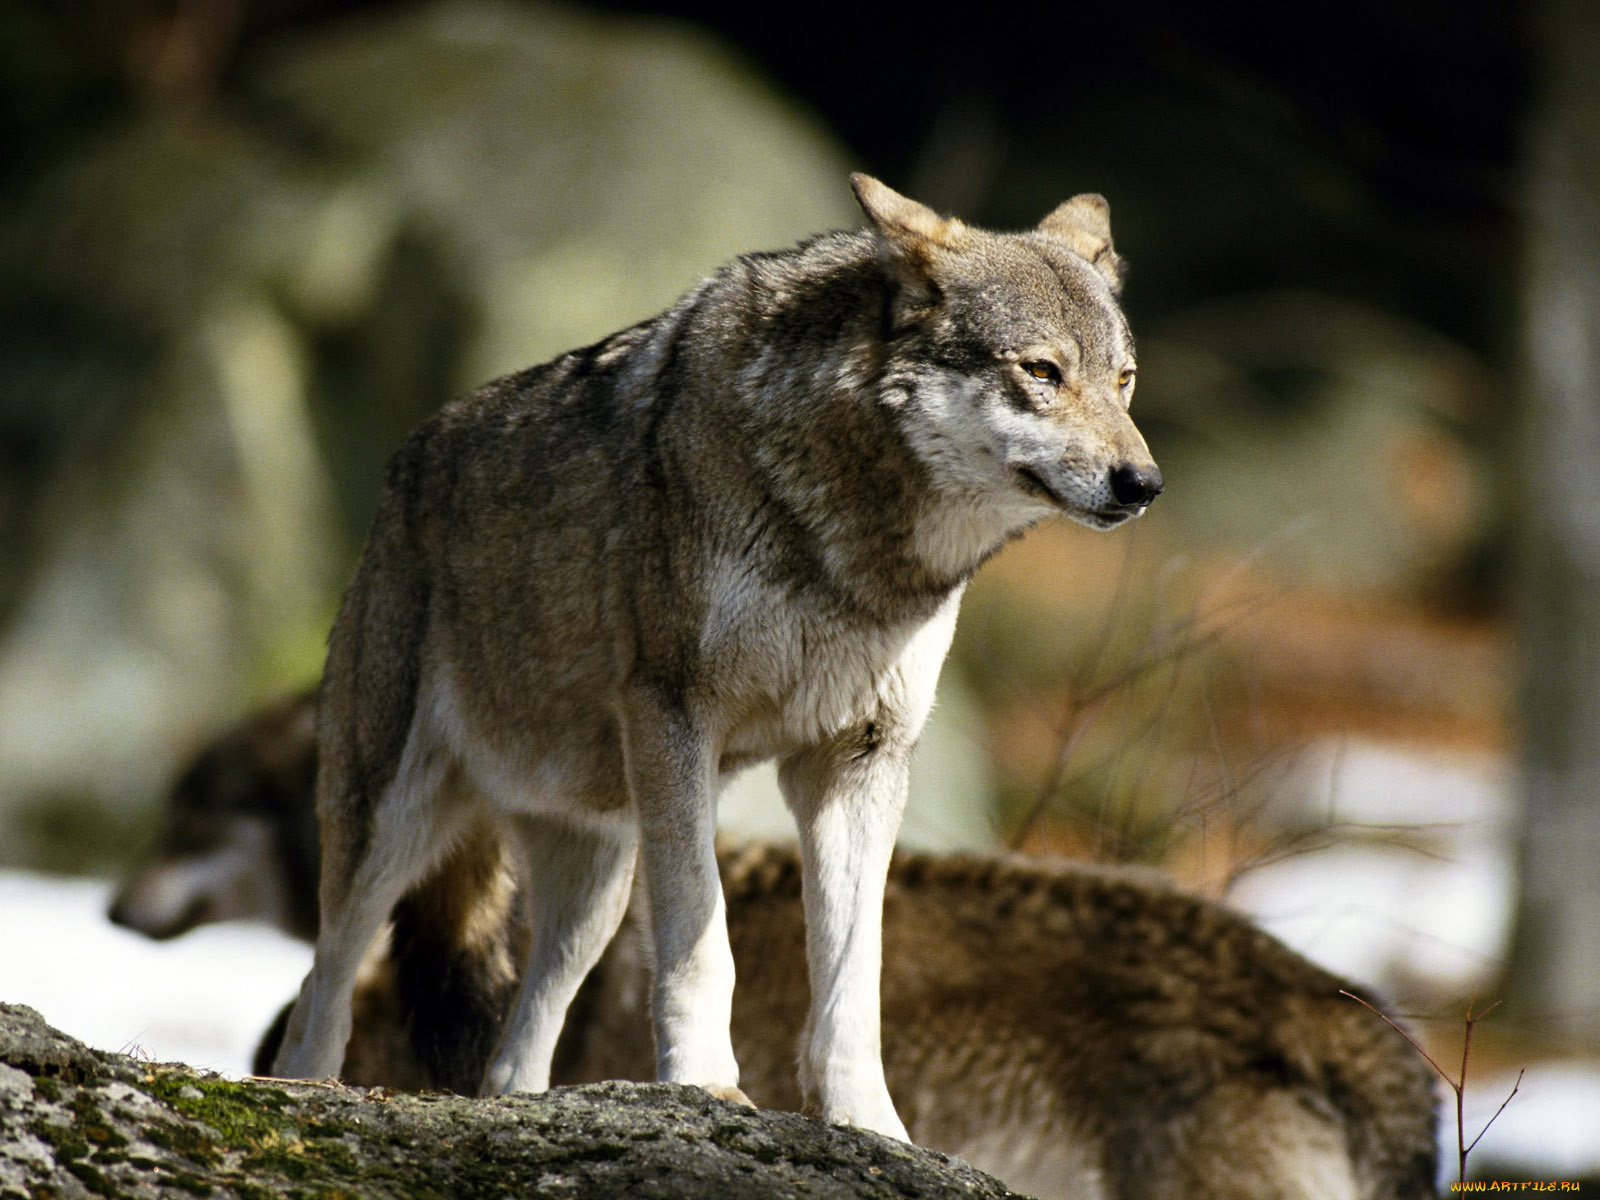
left=108, top=690, right=320, bottom=941
left=853, top=175, right=1161, bottom=557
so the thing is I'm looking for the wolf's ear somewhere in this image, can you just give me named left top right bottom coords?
left=851, top=173, right=966, bottom=270
left=1038, top=194, right=1126, bottom=295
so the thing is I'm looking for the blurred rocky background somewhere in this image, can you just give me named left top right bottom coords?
left=1, top=0, right=1598, bottom=1181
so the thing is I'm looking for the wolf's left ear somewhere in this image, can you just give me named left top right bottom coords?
left=1038, top=194, right=1126, bottom=295
left=851, top=173, right=967, bottom=271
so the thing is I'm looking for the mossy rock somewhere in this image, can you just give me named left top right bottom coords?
left=0, top=1003, right=1033, bottom=1200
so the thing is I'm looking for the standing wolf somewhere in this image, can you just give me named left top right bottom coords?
left=271, top=174, right=1162, bottom=1138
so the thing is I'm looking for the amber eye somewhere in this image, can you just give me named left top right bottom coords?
left=1024, top=360, right=1062, bottom=385
left=1119, top=367, right=1136, bottom=389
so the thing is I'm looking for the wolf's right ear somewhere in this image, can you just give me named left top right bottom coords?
left=1038, top=194, right=1126, bottom=294
left=851, top=174, right=966, bottom=272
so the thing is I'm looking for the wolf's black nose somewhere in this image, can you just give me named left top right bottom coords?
left=1110, top=463, right=1163, bottom=507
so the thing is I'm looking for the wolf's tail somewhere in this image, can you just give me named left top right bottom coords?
left=386, top=816, right=527, bottom=1094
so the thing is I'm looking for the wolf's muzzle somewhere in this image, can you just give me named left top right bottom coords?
left=1109, top=462, right=1163, bottom=509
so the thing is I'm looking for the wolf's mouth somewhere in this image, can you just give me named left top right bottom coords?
left=1089, top=506, right=1136, bottom=527
left=1016, top=466, right=1146, bottom=529
left=1015, top=466, right=1063, bottom=505
left=1015, top=466, right=1147, bottom=530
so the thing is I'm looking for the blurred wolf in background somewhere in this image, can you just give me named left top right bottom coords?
left=110, top=689, right=320, bottom=941
left=117, top=695, right=1439, bottom=1199
left=265, top=173, right=1163, bottom=1138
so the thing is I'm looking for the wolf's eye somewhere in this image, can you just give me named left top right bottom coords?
left=1119, top=367, right=1136, bottom=389
left=1024, top=361, right=1062, bottom=385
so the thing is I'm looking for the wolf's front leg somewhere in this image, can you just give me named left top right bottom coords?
left=778, top=732, right=911, bottom=1141
left=620, top=688, right=748, bottom=1104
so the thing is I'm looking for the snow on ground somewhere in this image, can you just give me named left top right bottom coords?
left=1467, top=1061, right=1600, bottom=1179
left=0, top=869, right=311, bottom=1077
left=1229, top=736, right=1517, bottom=1001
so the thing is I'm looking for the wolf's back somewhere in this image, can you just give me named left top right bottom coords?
left=705, top=846, right=1439, bottom=1200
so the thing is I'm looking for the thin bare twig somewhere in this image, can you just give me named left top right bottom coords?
left=1340, top=990, right=1523, bottom=1186
left=1339, top=990, right=1453, bottom=1081
left=1010, top=575, right=1284, bottom=849
left=1464, top=1068, right=1524, bottom=1160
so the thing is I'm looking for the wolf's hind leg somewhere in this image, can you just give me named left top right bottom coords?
left=272, top=755, right=464, bottom=1081
left=480, top=810, right=638, bottom=1095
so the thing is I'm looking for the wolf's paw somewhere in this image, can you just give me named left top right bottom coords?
left=813, top=1085, right=910, bottom=1142
left=699, top=1083, right=756, bottom=1108
left=831, top=1107, right=910, bottom=1142
left=804, top=1062, right=910, bottom=1141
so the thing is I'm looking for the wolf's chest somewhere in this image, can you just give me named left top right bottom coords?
left=701, top=568, right=961, bottom=765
